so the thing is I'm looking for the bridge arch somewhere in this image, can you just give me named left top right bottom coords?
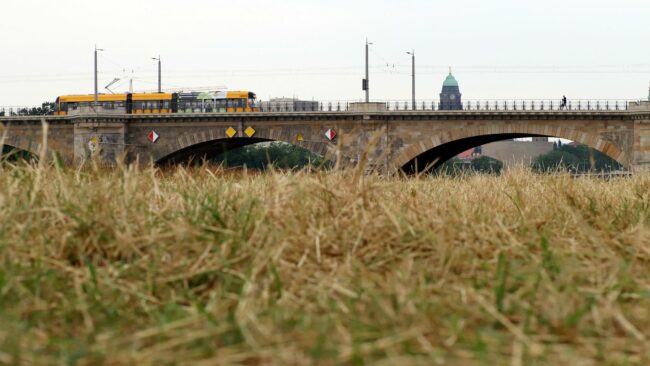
left=1, top=135, right=39, bottom=158
left=151, top=126, right=337, bottom=166
left=393, top=124, right=627, bottom=174
left=1, top=143, right=38, bottom=162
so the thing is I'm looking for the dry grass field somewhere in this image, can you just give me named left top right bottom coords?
left=0, top=162, right=648, bottom=365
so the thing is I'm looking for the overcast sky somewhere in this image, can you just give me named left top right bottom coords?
left=1, top=0, right=649, bottom=106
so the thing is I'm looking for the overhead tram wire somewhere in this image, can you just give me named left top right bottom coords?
left=128, top=78, right=210, bottom=93
left=2, top=64, right=648, bottom=83
left=2, top=62, right=649, bottom=81
left=1, top=64, right=648, bottom=86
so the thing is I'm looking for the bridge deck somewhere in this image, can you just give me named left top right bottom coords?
left=0, top=109, right=644, bottom=125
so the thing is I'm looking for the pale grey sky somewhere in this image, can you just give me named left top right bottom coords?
left=1, top=0, right=649, bottom=106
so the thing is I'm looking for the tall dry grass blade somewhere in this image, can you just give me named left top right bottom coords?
left=38, top=118, right=49, bottom=167
left=0, top=122, right=8, bottom=165
left=414, top=157, right=440, bottom=179
left=0, top=163, right=648, bottom=364
left=352, top=127, right=387, bottom=184
left=0, top=122, right=7, bottom=151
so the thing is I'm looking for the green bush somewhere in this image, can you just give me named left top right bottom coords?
left=532, top=144, right=622, bottom=172
left=213, top=142, right=330, bottom=170
left=437, top=156, right=503, bottom=175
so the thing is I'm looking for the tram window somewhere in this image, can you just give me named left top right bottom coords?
left=163, top=101, right=170, bottom=109
left=103, top=102, right=113, bottom=109
left=227, top=99, right=243, bottom=108
left=135, top=101, right=145, bottom=110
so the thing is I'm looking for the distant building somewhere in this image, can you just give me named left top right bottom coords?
left=480, top=140, right=554, bottom=169
left=260, top=98, right=319, bottom=112
left=442, top=70, right=552, bottom=164
left=439, top=68, right=462, bottom=110
left=458, top=147, right=482, bottom=160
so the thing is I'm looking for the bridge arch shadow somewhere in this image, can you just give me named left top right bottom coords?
left=150, top=125, right=348, bottom=167
left=1, top=143, right=37, bottom=162
left=155, top=137, right=329, bottom=167
left=157, top=137, right=270, bottom=165
left=395, top=127, right=627, bottom=174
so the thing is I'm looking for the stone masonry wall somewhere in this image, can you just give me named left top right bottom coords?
left=3, top=109, right=650, bottom=172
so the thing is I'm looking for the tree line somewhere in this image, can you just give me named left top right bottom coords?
left=211, top=142, right=621, bottom=174
left=0, top=102, right=55, bottom=116
left=531, top=143, right=622, bottom=172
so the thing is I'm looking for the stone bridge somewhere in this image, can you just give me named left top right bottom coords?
left=2, top=102, right=650, bottom=173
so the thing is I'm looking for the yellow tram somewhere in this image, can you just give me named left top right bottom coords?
left=54, top=91, right=259, bottom=116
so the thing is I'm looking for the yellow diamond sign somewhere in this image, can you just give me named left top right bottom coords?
left=225, top=127, right=237, bottom=138
left=244, top=127, right=256, bottom=138
left=296, top=133, right=304, bottom=142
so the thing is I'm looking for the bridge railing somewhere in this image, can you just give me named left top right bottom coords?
left=459, top=99, right=631, bottom=112
left=1, top=99, right=641, bottom=117
left=258, top=99, right=636, bottom=112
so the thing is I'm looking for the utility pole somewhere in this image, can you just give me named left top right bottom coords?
left=152, top=55, right=161, bottom=93
left=94, top=45, right=104, bottom=107
left=407, top=50, right=415, bottom=110
left=363, top=39, right=372, bottom=103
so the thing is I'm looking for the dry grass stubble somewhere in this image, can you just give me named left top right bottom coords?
left=0, top=161, right=648, bottom=365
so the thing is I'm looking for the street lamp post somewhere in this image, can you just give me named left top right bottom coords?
left=363, top=39, right=373, bottom=103
left=152, top=56, right=161, bottom=93
left=94, top=45, right=104, bottom=107
left=407, top=50, right=415, bottom=110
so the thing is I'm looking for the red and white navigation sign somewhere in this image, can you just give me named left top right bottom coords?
left=324, top=128, right=337, bottom=141
left=148, top=131, right=160, bottom=143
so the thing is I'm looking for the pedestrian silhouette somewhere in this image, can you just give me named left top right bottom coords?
left=561, top=95, right=567, bottom=110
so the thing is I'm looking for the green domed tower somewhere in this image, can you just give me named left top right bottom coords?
left=439, top=68, right=462, bottom=110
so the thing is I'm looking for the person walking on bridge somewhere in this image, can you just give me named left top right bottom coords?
left=561, top=95, right=568, bottom=110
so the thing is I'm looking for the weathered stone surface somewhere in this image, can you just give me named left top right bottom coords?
left=2, top=108, right=650, bottom=172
